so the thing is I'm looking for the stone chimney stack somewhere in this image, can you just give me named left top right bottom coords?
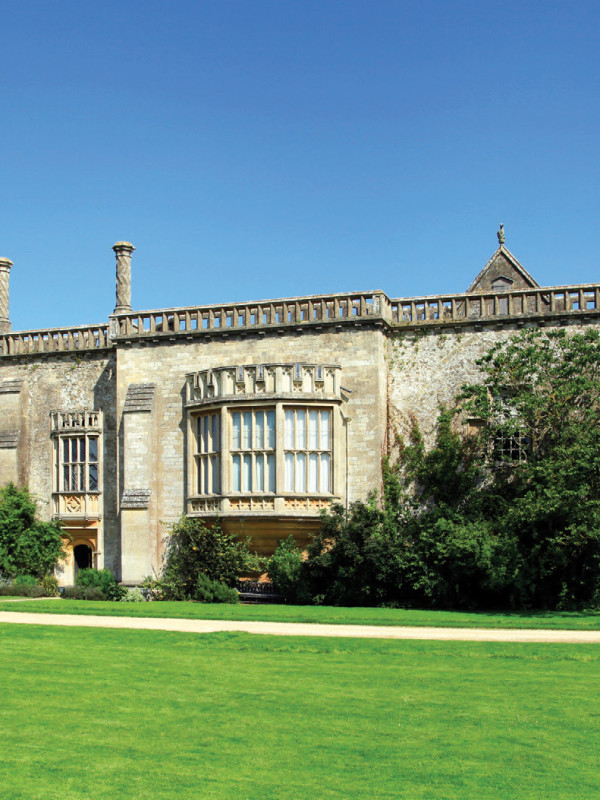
left=112, top=241, right=135, bottom=314
left=0, top=257, right=13, bottom=333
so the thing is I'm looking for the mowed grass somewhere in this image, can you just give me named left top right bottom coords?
left=2, top=597, right=600, bottom=629
left=0, top=624, right=599, bottom=800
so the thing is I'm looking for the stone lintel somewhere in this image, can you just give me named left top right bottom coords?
left=123, top=383, right=156, bottom=412
left=0, top=379, right=24, bottom=394
left=0, top=431, right=19, bottom=449
left=121, top=489, right=151, bottom=509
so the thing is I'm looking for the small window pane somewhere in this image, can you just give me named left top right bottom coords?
left=309, top=411, right=318, bottom=449
left=266, top=410, right=276, bottom=449
left=203, top=416, right=209, bottom=451
left=296, top=453, right=306, bottom=492
left=256, top=455, right=264, bottom=491
left=255, top=412, right=264, bottom=449
left=296, top=410, right=306, bottom=449
left=320, top=411, right=330, bottom=449
left=88, top=464, right=98, bottom=491
left=285, top=452, right=294, bottom=492
left=309, top=453, right=318, bottom=492
left=242, top=454, right=252, bottom=491
left=89, top=438, right=98, bottom=462
left=242, top=412, right=252, bottom=449
left=320, top=454, right=331, bottom=493
left=267, top=454, right=276, bottom=492
left=232, top=413, right=241, bottom=449
left=284, top=410, right=294, bottom=449
left=212, top=455, right=220, bottom=493
left=212, top=415, right=220, bottom=452
left=232, top=455, right=241, bottom=491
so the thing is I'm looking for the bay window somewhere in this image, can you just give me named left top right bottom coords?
left=193, top=404, right=334, bottom=497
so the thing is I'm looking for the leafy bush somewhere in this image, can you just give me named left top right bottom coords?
left=14, top=574, right=38, bottom=588
left=62, top=585, right=107, bottom=600
left=267, top=536, right=311, bottom=604
left=294, top=329, right=600, bottom=611
left=158, top=517, right=260, bottom=600
left=0, top=582, right=29, bottom=596
left=61, top=586, right=85, bottom=599
left=0, top=484, right=65, bottom=579
left=0, top=576, right=55, bottom=598
left=75, top=568, right=126, bottom=601
left=121, top=587, right=146, bottom=603
left=41, top=574, right=59, bottom=597
left=193, top=574, right=239, bottom=603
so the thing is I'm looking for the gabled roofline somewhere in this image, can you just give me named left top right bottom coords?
left=467, top=245, right=539, bottom=293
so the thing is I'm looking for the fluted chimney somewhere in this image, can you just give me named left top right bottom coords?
left=0, top=257, right=13, bottom=333
left=112, top=241, right=135, bottom=314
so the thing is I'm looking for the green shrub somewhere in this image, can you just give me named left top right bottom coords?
left=41, top=574, right=59, bottom=597
left=158, top=517, right=259, bottom=600
left=267, top=536, right=311, bottom=604
left=82, top=587, right=107, bottom=601
left=62, top=585, right=107, bottom=600
left=193, top=574, right=239, bottom=603
left=75, top=568, right=126, bottom=601
left=121, top=587, right=146, bottom=603
left=0, top=582, right=28, bottom=596
left=14, top=574, right=38, bottom=588
left=61, top=586, right=85, bottom=599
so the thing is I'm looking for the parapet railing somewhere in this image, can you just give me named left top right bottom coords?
left=110, top=291, right=387, bottom=338
left=389, top=283, right=600, bottom=325
left=0, top=324, right=110, bottom=356
left=3, top=283, right=600, bottom=357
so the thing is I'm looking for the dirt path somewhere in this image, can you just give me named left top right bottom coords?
left=1, top=609, right=600, bottom=642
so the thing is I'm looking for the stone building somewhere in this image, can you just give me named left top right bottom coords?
left=0, top=234, right=598, bottom=584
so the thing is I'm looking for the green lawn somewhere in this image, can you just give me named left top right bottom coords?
left=0, top=624, right=598, bottom=799
left=2, top=597, right=600, bottom=629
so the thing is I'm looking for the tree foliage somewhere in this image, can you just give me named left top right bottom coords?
left=0, top=483, right=65, bottom=579
left=270, top=328, right=600, bottom=610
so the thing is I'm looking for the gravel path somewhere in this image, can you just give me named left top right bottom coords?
left=1, top=609, right=600, bottom=642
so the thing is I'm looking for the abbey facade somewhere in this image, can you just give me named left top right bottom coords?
left=0, top=238, right=597, bottom=584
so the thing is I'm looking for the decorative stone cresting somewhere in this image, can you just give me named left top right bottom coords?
left=124, top=383, right=156, bottom=412
left=121, top=489, right=151, bottom=509
left=186, top=363, right=342, bottom=406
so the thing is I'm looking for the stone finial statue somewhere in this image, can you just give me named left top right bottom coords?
left=497, top=224, right=505, bottom=246
left=0, top=257, right=13, bottom=334
left=113, top=242, right=135, bottom=314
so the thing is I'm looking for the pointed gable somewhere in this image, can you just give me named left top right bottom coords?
left=467, top=246, right=539, bottom=293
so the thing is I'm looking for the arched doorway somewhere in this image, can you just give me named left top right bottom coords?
left=73, top=544, right=92, bottom=574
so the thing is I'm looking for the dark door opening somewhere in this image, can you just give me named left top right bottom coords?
left=74, top=544, right=92, bottom=573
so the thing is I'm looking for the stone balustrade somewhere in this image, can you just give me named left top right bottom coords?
left=390, top=283, right=600, bottom=326
left=110, top=291, right=387, bottom=339
left=3, top=283, right=600, bottom=358
left=0, top=324, right=110, bottom=356
left=50, top=410, right=102, bottom=431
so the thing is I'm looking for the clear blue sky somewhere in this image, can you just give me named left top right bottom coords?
left=2, top=0, right=599, bottom=331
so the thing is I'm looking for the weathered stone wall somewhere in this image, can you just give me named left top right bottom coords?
left=386, top=320, right=600, bottom=452
left=115, top=325, right=387, bottom=577
left=0, top=352, right=118, bottom=574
